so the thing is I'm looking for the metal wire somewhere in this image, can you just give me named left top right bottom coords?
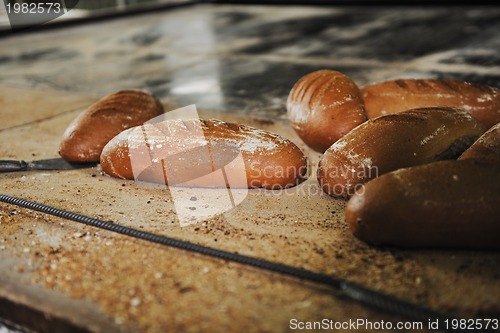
left=1, top=193, right=495, bottom=333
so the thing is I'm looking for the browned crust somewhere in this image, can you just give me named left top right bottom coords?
left=459, top=122, right=500, bottom=163
left=345, top=160, right=500, bottom=249
left=361, top=79, right=500, bottom=128
left=317, top=107, right=486, bottom=198
left=100, top=119, right=308, bottom=189
left=59, top=90, right=164, bottom=162
left=287, top=70, right=367, bottom=153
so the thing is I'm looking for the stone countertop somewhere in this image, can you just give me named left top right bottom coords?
left=0, top=3, right=499, bottom=333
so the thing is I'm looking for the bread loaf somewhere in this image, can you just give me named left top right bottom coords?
left=100, top=119, right=308, bottom=189
left=361, top=79, right=500, bottom=128
left=317, top=107, right=485, bottom=198
left=287, top=70, right=367, bottom=153
left=459, top=122, right=500, bottom=163
left=345, top=160, right=500, bottom=250
left=59, top=90, right=164, bottom=162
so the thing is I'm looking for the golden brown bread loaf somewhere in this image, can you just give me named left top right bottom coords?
left=361, top=79, right=500, bottom=128
left=59, top=90, right=164, bottom=162
left=100, top=119, right=308, bottom=189
left=345, top=160, right=500, bottom=250
left=317, top=107, right=485, bottom=198
left=459, top=122, right=500, bottom=163
left=287, top=70, right=367, bottom=153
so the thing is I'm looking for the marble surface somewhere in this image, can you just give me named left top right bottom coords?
left=0, top=4, right=499, bottom=119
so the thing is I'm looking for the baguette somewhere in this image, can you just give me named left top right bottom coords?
left=361, top=79, right=500, bottom=128
left=317, top=107, right=485, bottom=198
left=345, top=160, right=500, bottom=250
left=287, top=70, right=366, bottom=153
left=459, top=122, right=500, bottom=163
left=59, top=90, right=164, bottom=162
left=100, top=119, right=308, bottom=189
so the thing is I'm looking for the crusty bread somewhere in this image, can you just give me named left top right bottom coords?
left=100, top=119, right=308, bottom=189
left=345, top=160, right=500, bottom=250
left=361, top=79, right=500, bottom=128
left=59, top=90, right=164, bottom=162
left=317, top=107, right=485, bottom=198
left=287, top=70, right=367, bottom=153
left=459, top=122, right=500, bottom=163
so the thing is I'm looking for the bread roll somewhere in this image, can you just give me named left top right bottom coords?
left=361, top=79, right=500, bottom=128
left=59, top=90, right=164, bottom=162
left=459, top=122, right=500, bottom=163
left=317, top=107, right=485, bottom=198
left=287, top=70, right=366, bottom=153
left=345, top=160, right=500, bottom=250
left=100, top=119, right=308, bottom=189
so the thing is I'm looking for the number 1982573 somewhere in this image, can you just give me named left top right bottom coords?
left=444, top=318, right=499, bottom=330
left=5, top=2, right=62, bottom=14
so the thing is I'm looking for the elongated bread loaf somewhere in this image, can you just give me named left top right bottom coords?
left=459, top=122, right=500, bottom=163
left=287, top=70, right=367, bottom=153
left=317, top=107, right=485, bottom=198
left=59, top=90, right=164, bottom=162
left=361, top=79, right=500, bottom=128
left=345, top=160, right=500, bottom=250
left=100, top=119, right=308, bottom=189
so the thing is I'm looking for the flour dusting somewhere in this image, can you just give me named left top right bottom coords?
left=420, top=125, right=446, bottom=145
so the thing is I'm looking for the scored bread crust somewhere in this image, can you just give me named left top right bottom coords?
left=100, top=119, right=308, bottom=189
left=317, top=107, right=486, bottom=198
left=361, top=79, right=500, bottom=128
left=287, top=70, right=367, bottom=153
left=59, top=90, right=164, bottom=162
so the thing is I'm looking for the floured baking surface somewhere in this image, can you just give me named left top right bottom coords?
left=1, top=86, right=500, bottom=333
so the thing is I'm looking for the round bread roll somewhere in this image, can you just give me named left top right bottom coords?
left=287, top=70, right=366, bottom=153
left=345, top=160, right=500, bottom=250
left=459, top=122, right=500, bottom=163
left=59, top=90, right=164, bottom=162
left=100, top=119, right=308, bottom=189
left=361, top=79, right=500, bottom=128
left=317, top=107, right=485, bottom=198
